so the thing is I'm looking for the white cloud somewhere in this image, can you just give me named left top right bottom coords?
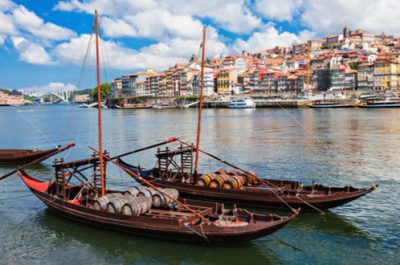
left=22, top=82, right=77, bottom=92
left=55, top=0, right=261, bottom=34
left=124, top=9, right=204, bottom=40
left=0, top=11, right=17, bottom=35
left=255, top=0, right=303, bottom=22
left=52, top=31, right=228, bottom=70
left=54, top=0, right=157, bottom=16
left=0, top=0, right=16, bottom=11
left=100, top=17, right=137, bottom=38
left=0, top=35, right=5, bottom=45
left=301, top=0, right=400, bottom=36
left=11, top=36, right=53, bottom=64
left=12, top=5, right=76, bottom=41
left=298, top=29, right=317, bottom=42
left=233, top=27, right=299, bottom=53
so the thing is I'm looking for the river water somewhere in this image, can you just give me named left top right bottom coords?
left=0, top=105, right=398, bottom=265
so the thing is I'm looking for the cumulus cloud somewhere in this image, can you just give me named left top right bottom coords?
left=100, top=17, right=137, bottom=38
left=21, top=82, right=77, bottom=92
left=301, top=0, right=400, bottom=35
left=233, top=27, right=299, bottom=53
left=256, top=0, right=303, bottom=22
left=52, top=31, right=228, bottom=70
left=55, top=0, right=261, bottom=34
left=12, top=5, right=76, bottom=41
left=11, top=36, right=53, bottom=64
left=0, top=0, right=16, bottom=11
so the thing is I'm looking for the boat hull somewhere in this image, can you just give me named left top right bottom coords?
left=143, top=178, right=376, bottom=210
left=0, top=148, right=58, bottom=164
left=18, top=171, right=296, bottom=244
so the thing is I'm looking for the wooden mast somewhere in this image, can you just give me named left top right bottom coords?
left=194, top=26, right=206, bottom=174
left=94, top=10, right=105, bottom=196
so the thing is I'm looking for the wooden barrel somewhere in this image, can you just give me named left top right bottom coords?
left=93, top=193, right=123, bottom=211
left=121, top=201, right=138, bottom=215
left=121, top=197, right=152, bottom=216
left=93, top=196, right=110, bottom=211
left=210, top=174, right=229, bottom=188
left=152, top=188, right=179, bottom=207
left=152, top=191, right=166, bottom=208
left=125, top=187, right=142, bottom=197
left=196, top=173, right=214, bottom=187
left=106, top=198, right=126, bottom=213
left=246, top=172, right=257, bottom=185
left=223, top=176, right=245, bottom=190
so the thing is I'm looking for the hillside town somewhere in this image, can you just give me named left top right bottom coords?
left=111, top=27, right=400, bottom=101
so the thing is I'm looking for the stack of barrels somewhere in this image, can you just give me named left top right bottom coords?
left=195, top=169, right=257, bottom=190
left=93, top=186, right=179, bottom=216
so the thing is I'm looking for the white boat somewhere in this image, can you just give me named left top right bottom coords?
left=79, top=102, right=108, bottom=109
left=227, top=98, right=256, bottom=109
left=360, top=97, right=400, bottom=108
left=152, top=102, right=177, bottom=109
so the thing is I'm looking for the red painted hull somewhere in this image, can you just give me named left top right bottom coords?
left=17, top=170, right=299, bottom=244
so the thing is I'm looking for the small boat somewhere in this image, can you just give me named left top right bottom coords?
left=80, top=102, right=108, bottom=109
left=117, top=145, right=377, bottom=211
left=152, top=102, right=177, bottom=109
left=0, top=148, right=59, bottom=165
left=227, top=98, right=256, bottom=109
left=358, top=97, right=400, bottom=108
left=307, top=100, right=352, bottom=108
left=116, top=104, right=151, bottom=109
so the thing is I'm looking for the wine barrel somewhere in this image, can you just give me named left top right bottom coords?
left=125, top=187, right=142, bottom=197
left=106, top=198, right=126, bottom=213
left=122, top=196, right=152, bottom=216
left=152, top=188, right=179, bottom=207
left=195, top=173, right=214, bottom=187
left=246, top=172, right=257, bottom=185
left=223, top=176, right=245, bottom=190
left=93, top=193, right=123, bottom=211
left=210, top=174, right=229, bottom=188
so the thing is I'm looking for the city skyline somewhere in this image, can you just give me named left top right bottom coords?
left=1, top=0, right=400, bottom=90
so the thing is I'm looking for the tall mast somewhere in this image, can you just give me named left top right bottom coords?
left=94, top=10, right=105, bottom=196
left=194, top=26, right=206, bottom=174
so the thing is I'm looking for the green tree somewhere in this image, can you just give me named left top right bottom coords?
left=91, top=83, right=111, bottom=99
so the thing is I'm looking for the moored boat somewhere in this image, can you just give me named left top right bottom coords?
left=118, top=151, right=377, bottom=211
left=0, top=147, right=59, bottom=165
left=307, top=100, right=352, bottom=108
left=358, top=97, right=400, bottom=108
left=15, top=165, right=299, bottom=244
left=227, top=98, right=256, bottom=109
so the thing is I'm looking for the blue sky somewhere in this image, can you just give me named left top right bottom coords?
left=1, top=0, right=399, bottom=90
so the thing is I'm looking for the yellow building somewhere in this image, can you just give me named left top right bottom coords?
left=216, top=69, right=237, bottom=94
left=373, top=60, right=399, bottom=91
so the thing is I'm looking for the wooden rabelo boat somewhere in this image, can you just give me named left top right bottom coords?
left=0, top=147, right=59, bottom=164
left=117, top=145, right=378, bottom=211
left=0, top=14, right=300, bottom=244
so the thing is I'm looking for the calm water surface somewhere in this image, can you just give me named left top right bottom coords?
left=0, top=105, right=398, bottom=265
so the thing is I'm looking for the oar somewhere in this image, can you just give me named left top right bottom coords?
left=89, top=146, right=210, bottom=223
left=0, top=143, right=75, bottom=181
left=109, top=137, right=179, bottom=160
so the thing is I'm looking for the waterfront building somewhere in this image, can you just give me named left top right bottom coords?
left=314, top=68, right=331, bottom=91
left=216, top=68, right=237, bottom=94
left=111, top=78, right=122, bottom=98
left=157, top=73, right=167, bottom=97
left=357, top=63, right=374, bottom=91
left=373, top=59, right=399, bottom=91
left=121, top=74, right=137, bottom=97
left=329, top=65, right=357, bottom=91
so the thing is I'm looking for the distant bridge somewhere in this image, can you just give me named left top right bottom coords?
left=19, top=84, right=77, bottom=103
